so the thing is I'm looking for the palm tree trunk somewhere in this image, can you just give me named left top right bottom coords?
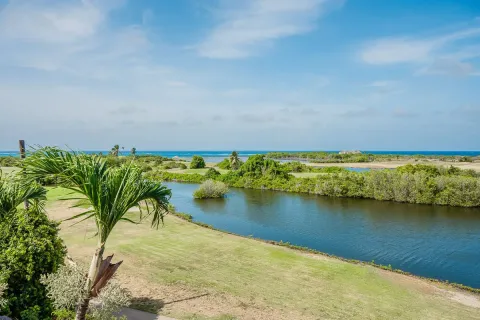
left=75, top=245, right=105, bottom=320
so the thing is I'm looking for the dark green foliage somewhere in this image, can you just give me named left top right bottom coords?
left=162, top=161, right=187, bottom=170
left=190, top=155, right=206, bottom=169
left=0, top=208, right=66, bottom=318
left=282, top=161, right=307, bottom=172
left=205, top=168, right=221, bottom=179
left=239, top=154, right=290, bottom=179
left=217, top=158, right=231, bottom=170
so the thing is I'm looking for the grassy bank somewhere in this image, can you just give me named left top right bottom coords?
left=46, top=188, right=480, bottom=320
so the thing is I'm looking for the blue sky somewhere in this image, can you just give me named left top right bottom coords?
left=0, top=0, right=479, bottom=151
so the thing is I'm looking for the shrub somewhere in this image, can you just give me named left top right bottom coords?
left=205, top=168, right=220, bottom=179
left=161, top=161, right=187, bottom=170
left=193, top=180, right=228, bottom=199
left=41, top=263, right=131, bottom=320
left=190, top=155, right=206, bottom=169
left=217, top=158, right=231, bottom=170
left=0, top=208, right=66, bottom=318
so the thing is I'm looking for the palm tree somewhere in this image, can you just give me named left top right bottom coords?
left=229, top=151, right=240, bottom=170
left=23, top=147, right=172, bottom=320
left=111, top=145, right=120, bottom=157
left=131, top=147, right=136, bottom=157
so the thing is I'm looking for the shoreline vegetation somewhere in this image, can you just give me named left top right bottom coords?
left=266, top=151, right=480, bottom=163
left=146, top=155, right=480, bottom=208
left=2, top=152, right=480, bottom=207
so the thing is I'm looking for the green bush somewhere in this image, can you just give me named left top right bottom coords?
left=217, top=158, right=231, bottom=170
left=0, top=208, right=66, bottom=318
left=162, top=161, right=187, bottom=170
left=205, top=168, right=221, bottom=179
left=193, top=180, right=229, bottom=199
left=190, top=155, right=206, bottom=169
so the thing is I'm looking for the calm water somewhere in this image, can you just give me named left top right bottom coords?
left=166, top=182, right=480, bottom=288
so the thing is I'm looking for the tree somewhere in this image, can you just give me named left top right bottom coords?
left=110, top=145, right=120, bottom=157
left=23, top=147, right=172, bottom=320
left=131, top=147, right=136, bottom=157
left=190, top=155, right=206, bottom=169
left=229, top=151, right=241, bottom=170
left=0, top=174, right=65, bottom=318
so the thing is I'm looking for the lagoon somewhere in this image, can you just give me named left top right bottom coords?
left=167, top=182, right=480, bottom=288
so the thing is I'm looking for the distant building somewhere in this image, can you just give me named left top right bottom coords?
left=339, top=150, right=362, bottom=155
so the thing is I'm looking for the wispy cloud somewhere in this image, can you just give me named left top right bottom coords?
left=360, top=27, right=480, bottom=65
left=417, top=58, right=479, bottom=76
left=0, top=0, right=154, bottom=78
left=197, top=0, right=343, bottom=59
left=340, top=107, right=379, bottom=118
left=392, top=108, right=417, bottom=118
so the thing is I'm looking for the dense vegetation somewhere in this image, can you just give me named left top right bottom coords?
left=147, top=157, right=480, bottom=207
left=193, top=180, right=229, bottom=199
left=266, top=151, right=479, bottom=163
left=190, top=155, right=206, bottom=169
left=0, top=176, right=65, bottom=319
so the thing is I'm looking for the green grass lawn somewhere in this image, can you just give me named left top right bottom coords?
left=46, top=188, right=480, bottom=320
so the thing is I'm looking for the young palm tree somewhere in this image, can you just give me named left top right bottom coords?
left=229, top=151, right=240, bottom=170
left=23, top=147, right=171, bottom=320
left=131, top=147, right=136, bottom=157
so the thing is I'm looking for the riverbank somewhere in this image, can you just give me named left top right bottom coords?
left=46, top=188, right=480, bottom=320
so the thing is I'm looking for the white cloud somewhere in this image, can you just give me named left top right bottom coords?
left=197, top=0, right=341, bottom=59
left=417, top=59, right=479, bottom=76
left=360, top=27, right=480, bottom=65
left=0, top=0, right=108, bottom=43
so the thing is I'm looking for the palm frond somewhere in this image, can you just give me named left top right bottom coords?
left=23, top=147, right=172, bottom=244
left=0, top=173, right=46, bottom=218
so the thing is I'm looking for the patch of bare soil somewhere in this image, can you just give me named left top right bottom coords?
left=375, top=267, right=480, bottom=308
left=118, top=274, right=314, bottom=320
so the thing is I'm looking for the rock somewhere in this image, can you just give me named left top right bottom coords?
left=0, top=316, right=12, bottom=320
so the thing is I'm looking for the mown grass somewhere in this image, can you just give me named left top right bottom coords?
left=46, top=188, right=480, bottom=320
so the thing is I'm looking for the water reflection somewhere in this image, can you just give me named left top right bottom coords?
left=166, top=182, right=480, bottom=288
left=193, top=198, right=227, bottom=213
